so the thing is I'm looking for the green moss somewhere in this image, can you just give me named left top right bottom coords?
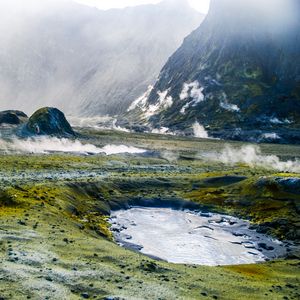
left=292, top=81, right=300, bottom=98
left=243, top=83, right=263, bottom=97
left=244, top=67, right=263, bottom=79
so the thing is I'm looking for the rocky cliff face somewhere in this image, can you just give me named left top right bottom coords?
left=123, top=0, right=300, bottom=143
left=0, top=0, right=203, bottom=116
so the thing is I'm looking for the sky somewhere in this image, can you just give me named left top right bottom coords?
left=74, top=0, right=211, bottom=14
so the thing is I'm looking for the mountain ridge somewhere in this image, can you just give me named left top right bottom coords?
left=121, top=0, right=300, bottom=143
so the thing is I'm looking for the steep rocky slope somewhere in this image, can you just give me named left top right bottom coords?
left=0, top=0, right=203, bottom=116
left=123, top=0, right=300, bottom=143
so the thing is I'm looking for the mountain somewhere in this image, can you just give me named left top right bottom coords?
left=122, top=0, right=300, bottom=143
left=0, top=0, right=203, bottom=116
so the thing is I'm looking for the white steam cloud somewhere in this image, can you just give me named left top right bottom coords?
left=68, top=116, right=131, bottom=133
left=0, top=137, right=146, bottom=155
left=160, top=150, right=179, bottom=163
left=193, top=122, right=209, bottom=139
left=203, top=145, right=300, bottom=173
left=68, top=116, right=114, bottom=129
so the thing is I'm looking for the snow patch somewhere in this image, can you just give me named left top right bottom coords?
left=151, top=127, right=174, bottom=135
left=158, top=90, right=173, bottom=109
left=144, top=103, right=160, bottom=118
left=269, top=117, right=291, bottom=125
left=220, top=93, right=240, bottom=112
left=180, top=102, right=191, bottom=114
left=220, top=101, right=240, bottom=112
left=128, top=85, right=153, bottom=111
left=128, top=86, right=173, bottom=119
left=144, top=90, right=173, bottom=118
left=180, top=81, right=204, bottom=102
left=180, top=81, right=205, bottom=114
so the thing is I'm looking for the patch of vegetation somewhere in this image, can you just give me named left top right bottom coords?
left=0, top=130, right=299, bottom=299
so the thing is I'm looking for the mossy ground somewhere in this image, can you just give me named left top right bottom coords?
left=0, top=129, right=299, bottom=299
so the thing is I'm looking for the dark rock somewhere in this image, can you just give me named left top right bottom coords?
left=45, top=276, right=53, bottom=282
left=140, top=261, right=158, bottom=272
left=81, top=293, right=90, bottom=299
left=275, top=177, right=300, bottom=195
left=202, top=176, right=247, bottom=187
left=258, top=243, right=269, bottom=249
left=232, top=232, right=245, bottom=237
left=0, top=190, right=18, bottom=207
left=0, top=110, right=28, bottom=125
left=22, top=107, right=75, bottom=137
left=17, top=220, right=27, bottom=226
left=77, top=223, right=85, bottom=230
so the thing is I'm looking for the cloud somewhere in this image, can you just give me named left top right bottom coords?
left=74, top=0, right=211, bottom=13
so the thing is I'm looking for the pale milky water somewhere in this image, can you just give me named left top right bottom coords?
left=110, top=207, right=287, bottom=266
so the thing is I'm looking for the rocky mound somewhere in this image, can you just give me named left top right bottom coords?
left=24, top=107, right=75, bottom=137
left=0, top=110, right=28, bottom=125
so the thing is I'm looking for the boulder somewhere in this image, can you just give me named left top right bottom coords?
left=0, top=110, right=28, bottom=125
left=24, top=107, right=75, bottom=137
